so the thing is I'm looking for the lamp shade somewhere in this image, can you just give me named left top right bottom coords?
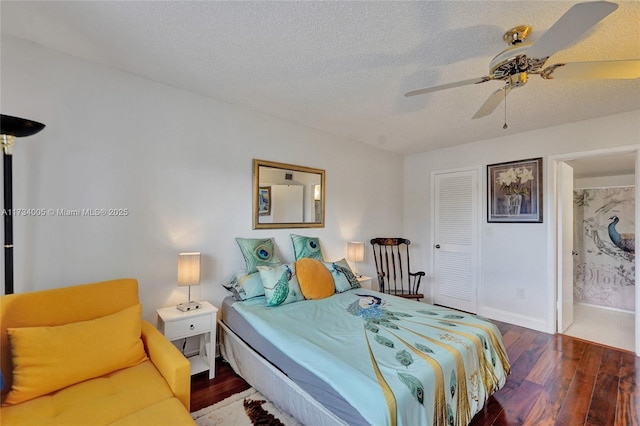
left=346, top=242, right=364, bottom=263
left=177, top=252, right=201, bottom=286
left=0, top=114, right=45, bottom=138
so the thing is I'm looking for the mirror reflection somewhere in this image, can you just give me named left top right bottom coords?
left=253, top=159, right=325, bottom=229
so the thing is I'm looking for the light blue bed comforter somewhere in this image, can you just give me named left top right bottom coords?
left=233, top=289, right=510, bottom=426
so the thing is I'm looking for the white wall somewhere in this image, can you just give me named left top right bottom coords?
left=1, top=37, right=404, bottom=322
left=575, top=174, right=635, bottom=188
left=5, top=35, right=639, bottom=337
left=405, top=110, right=640, bottom=332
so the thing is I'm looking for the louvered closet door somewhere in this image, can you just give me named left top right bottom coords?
left=433, top=169, right=479, bottom=313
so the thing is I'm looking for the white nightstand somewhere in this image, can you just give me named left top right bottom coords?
left=357, top=275, right=373, bottom=289
left=156, top=301, right=218, bottom=379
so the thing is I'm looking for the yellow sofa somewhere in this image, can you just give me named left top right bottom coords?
left=0, top=278, right=195, bottom=425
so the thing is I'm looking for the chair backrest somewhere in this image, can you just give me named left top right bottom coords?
left=370, top=238, right=423, bottom=296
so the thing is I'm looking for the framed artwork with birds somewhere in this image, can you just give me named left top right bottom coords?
left=573, top=186, right=635, bottom=311
left=608, top=215, right=634, bottom=253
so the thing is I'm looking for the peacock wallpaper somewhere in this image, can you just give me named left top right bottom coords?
left=573, top=186, right=635, bottom=312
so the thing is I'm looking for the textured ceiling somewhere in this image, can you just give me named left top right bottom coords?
left=1, top=1, right=639, bottom=155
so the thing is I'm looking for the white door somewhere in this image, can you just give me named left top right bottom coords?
left=271, top=185, right=303, bottom=222
left=558, top=162, right=574, bottom=332
left=433, top=169, right=479, bottom=313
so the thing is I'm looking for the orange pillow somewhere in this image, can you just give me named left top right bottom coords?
left=296, top=258, right=335, bottom=299
left=5, top=304, right=147, bottom=405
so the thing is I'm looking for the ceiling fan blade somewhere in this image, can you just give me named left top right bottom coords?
left=526, top=1, right=618, bottom=60
left=472, top=86, right=511, bottom=119
left=405, top=76, right=492, bottom=97
left=542, top=60, right=640, bottom=80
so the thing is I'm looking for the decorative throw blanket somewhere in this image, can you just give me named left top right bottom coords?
left=233, top=289, right=510, bottom=426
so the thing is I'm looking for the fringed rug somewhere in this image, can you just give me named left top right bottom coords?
left=191, top=388, right=302, bottom=426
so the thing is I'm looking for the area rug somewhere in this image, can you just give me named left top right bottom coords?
left=191, top=387, right=302, bottom=426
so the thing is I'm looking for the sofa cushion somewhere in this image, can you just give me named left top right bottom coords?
left=0, top=361, right=193, bottom=425
left=5, top=304, right=147, bottom=405
left=109, top=398, right=195, bottom=426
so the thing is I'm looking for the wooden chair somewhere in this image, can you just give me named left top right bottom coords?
left=370, top=238, right=425, bottom=301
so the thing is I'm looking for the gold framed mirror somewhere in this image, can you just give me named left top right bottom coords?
left=253, top=159, right=325, bottom=229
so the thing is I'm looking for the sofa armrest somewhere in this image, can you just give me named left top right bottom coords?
left=141, top=320, right=191, bottom=411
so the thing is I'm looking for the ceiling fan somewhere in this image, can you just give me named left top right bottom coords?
left=405, top=1, right=640, bottom=122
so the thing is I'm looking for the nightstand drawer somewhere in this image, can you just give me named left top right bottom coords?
left=163, top=314, right=211, bottom=340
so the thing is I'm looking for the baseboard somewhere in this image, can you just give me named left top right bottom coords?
left=575, top=302, right=635, bottom=315
left=479, top=306, right=549, bottom=333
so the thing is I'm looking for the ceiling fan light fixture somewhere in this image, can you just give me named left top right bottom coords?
left=489, top=45, right=532, bottom=79
left=508, top=72, right=528, bottom=88
left=404, top=1, right=637, bottom=126
left=503, top=25, right=532, bottom=46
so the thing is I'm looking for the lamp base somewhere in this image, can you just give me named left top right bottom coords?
left=177, top=301, right=201, bottom=312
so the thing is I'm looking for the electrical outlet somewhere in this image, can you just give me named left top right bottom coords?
left=516, top=288, right=525, bottom=299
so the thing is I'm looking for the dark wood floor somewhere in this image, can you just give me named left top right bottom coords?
left=190, top=360, right=251, bottom=412
left=191, top=320, right=639, bottom=425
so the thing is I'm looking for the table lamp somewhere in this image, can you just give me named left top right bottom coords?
left=347, top=241, right=364, bottom=277
left=177, top=252, right=201, bottom=311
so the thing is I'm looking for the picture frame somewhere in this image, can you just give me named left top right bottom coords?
left=258, top=186, right=271, bottom=216
left=488, top=157, right=543, bottom=223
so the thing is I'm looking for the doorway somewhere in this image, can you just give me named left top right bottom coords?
left=554, top=149, right=637, bottom=354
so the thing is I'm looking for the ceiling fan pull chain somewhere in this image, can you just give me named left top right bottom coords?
left=503, top=86, right=508, bottom=129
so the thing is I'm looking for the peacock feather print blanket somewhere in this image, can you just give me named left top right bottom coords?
left=233, top=289, right=510, bottom=426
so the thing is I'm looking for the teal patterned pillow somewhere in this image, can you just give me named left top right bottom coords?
left=258, top=263, right=305, bottom=307
left=324, top=258, right=360, bottom=293
left=222, top=270, right=265, bottom=301
left=236, top=238, right=281, bottom=274
left=291, top=234, right=323, bottom=261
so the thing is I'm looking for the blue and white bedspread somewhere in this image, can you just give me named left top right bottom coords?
left=233, top=289, right=510, bottom=426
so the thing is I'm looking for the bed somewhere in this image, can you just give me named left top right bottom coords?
left=219, top=288, right=510, bottom=426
